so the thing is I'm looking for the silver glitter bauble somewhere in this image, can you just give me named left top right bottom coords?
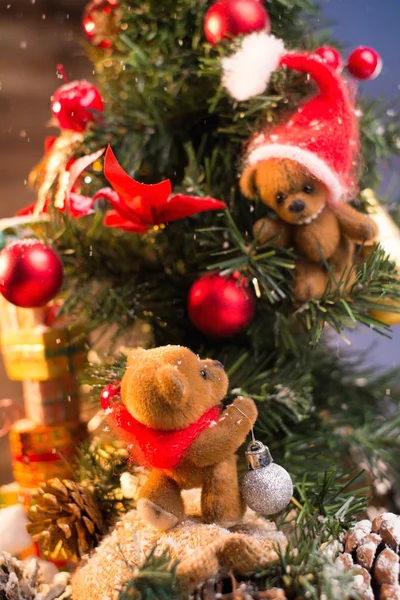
left=242, top=441, right=293, bottom=515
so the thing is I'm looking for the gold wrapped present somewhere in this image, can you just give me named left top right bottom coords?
left=23, top=375, right=80, bottom=426
left=0, top=297, right=48, bottom=331
left=0, top=481, right=36, bottom=509
left=0, top=323, right=87, bottom=381
left=0, top=296, right=69, bottom=331
left=10, top=418, right=86, bottom=488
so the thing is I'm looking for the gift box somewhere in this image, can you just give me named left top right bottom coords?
left=0, top=323, right=87, bottom=381
left=0, top=481, right=36, bottom=510
left=0, top=296, right=68, bottom=331
left=23, top=376, right=81, bottom=426
left=0, top=297, right=47, bottom=330
left=10, top=418, right=86, bottom=488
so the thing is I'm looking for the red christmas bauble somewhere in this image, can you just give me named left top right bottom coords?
left=0, top=240, right=64, bottom=308
left=100, top=382, right=121, bottom=411
left=227, top=0, right=270, bottom=37
left=204, top=0, right=270, bottom=45
left=315, top=46, right=342, bottom=71
left=51, top=80, right=104, bottom=132
left=346, top=46, right=382, bottom=80
left=204, top=1, right=230, bottom=45
left=82, top=0, right=119, bottom=49
left=188, top=273, right=255, bottom=338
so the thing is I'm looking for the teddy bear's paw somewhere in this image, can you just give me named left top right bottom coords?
left=231, top=396, right=258, bottom=426
left=137, top=498, right=180, bottom=531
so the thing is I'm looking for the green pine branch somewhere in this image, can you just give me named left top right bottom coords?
left=78, top=437, right=133, bottom=522
left=118, top=547, right=182, bottom=600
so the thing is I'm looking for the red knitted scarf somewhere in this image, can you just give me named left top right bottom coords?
left=101, top=386, right=220, bottom=469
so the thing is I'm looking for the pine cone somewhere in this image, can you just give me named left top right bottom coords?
left=27, top=478, right=104, bottom=563
left=0, top=552, right=40, bottom=600
left=337, top=513, right=400, bottom=600
left=194, top=576, right=288, bottom=599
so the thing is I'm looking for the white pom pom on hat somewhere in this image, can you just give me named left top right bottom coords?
left=221, top=32, right=360, bottom=204
left=222, top=32, right=285, bottom=102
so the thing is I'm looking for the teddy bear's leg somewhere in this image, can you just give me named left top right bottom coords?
left=201, top=455, right=245, bottom=527
left=293, top=258, right=329, bottom=302
left=137, top=470, right=185, bottom=531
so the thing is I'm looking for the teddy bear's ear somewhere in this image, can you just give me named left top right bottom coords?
left=156, top=365, right=186, bottom=404
left=126, top=347, right=147, bottom=366
left=240, top=165, right=258, bottom=199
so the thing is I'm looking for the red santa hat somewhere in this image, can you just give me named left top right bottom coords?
left=222, top=33, right=359, bottom=204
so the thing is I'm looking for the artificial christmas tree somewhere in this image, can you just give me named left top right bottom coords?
left=2, top=0, right=400, bottom=598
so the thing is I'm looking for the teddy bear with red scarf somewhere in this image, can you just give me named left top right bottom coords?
left=102, top=345, right=257, bottom=531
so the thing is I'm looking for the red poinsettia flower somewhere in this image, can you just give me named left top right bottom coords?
left=102, top=145, right=227, bottom=232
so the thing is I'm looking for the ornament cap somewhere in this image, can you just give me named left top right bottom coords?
left=245, top=440, right=272, bottom=470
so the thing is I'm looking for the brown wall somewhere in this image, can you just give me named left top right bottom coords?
left=0, top=0, right=88, bottom=484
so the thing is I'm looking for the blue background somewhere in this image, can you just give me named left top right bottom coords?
left=323, top=0, right=400, bottom=369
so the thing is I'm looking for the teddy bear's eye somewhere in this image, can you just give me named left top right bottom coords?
left=276, top=192, right=286, bottom=205
left=303, top=184, right=313, bottom=194
left=200, top=369, right=208, bottom=380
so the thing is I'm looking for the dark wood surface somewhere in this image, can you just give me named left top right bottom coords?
left=0, top=0, right=88, bottom=485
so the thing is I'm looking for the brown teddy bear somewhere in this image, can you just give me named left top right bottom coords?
left=240, top=157, right=378, bottom=301
left=221, top=33, right=379, bottom=301
left=104, top=345, right=258, bottom=531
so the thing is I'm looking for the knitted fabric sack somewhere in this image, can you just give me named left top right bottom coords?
left=72, top=489, right=287, bottom=599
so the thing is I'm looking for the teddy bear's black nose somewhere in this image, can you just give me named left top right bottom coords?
left=289, top=199, right=306, bottom=213
left=213, top=360, right=224, bottom=370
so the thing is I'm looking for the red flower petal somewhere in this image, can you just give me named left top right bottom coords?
left=104, top=210, right=150, bottom=233
left=159, top=194, right=227, bottom=222
left=16, top=201, right=49, bottom=216
left=66, top=192, right=96, bottom=217
left=103, top=145, right=171, bottom=224
left=16, top=203, right=37, bottom=216
left=44, top=136, right=57, bottom=154
left=92, top=187, right=120, bottom=206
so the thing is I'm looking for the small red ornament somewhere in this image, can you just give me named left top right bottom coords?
left=346, top=46, right=382, bottom=80
left=204, top=0, right=270, bottom=46
left=0, top=240, right=64, bottom=308
left=82, top=0, right=119, bottom=49
left=188, top=273, right=255, bottom=338
left=228, top=0, right=270, bottom=36
left=51, top=69, right=104, bottom=132
left=315, top=46, right=342, bottom=71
